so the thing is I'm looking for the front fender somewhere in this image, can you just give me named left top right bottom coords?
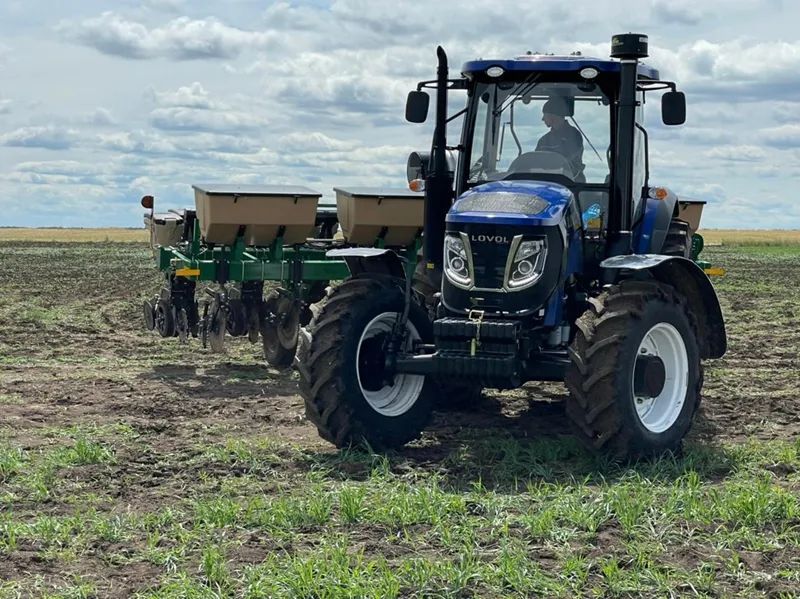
left=326, top=247, right=407, bottom=279
left=601, top=254, right=726, bottom=359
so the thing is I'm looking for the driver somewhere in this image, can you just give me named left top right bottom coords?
left=536, top=97, right=584, bottom=180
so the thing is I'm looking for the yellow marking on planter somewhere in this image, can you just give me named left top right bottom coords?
left=175, top=268, right=201, bottom=277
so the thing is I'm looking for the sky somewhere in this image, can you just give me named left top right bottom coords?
left=1, top=0, right=798, bottom=229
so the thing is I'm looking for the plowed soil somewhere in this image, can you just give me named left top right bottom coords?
left=0, top=240, right=798, bottom=597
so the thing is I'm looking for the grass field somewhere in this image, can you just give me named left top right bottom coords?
left=0, top=236, right=799, bottom=597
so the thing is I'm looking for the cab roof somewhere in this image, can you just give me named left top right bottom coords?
left=462, top=55, right=660, bottom=80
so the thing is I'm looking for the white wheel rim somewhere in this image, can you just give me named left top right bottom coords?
left=632, top=322, right=689, bottom=433
left=356, top=312, right=425, bottom=417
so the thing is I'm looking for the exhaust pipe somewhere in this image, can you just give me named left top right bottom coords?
left=607, top=33, right=648, bottom=257
left=423, top=46, right=455, bottom=272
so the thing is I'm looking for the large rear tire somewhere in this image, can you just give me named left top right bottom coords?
left=299, top=277, right=435, bottom=449
left=565, top=280, right=703, bottom=460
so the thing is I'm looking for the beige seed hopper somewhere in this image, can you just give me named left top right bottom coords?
left=334, top=187, right=424, bottom=246
left=144, top=212, right=184, bottom=248
left=193, top=184, right=322, bottom=246
left=676, top=199, right=707, bottom=236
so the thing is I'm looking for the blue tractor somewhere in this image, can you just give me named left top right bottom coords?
left=299, top=34, right=726, bottom=459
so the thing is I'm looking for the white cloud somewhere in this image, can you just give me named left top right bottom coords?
left=650, top=0, right=704, bottom=25
left=278, top=132, right=357, bottom=153
left=148, top=82, right=217, bottom=109
left=0, top=126, right=79, bottom=150
left=148, top=106, right=267, bottom=133
left=83, top=107, right=116, bottom=126
left=771, top=101, right=800, bottom=123
left=704, top=145, right=767, bottom=162
left=651, top=39, right=800, bottom=100
left=56, top=12, right=277, bottom=60
left=761, top=124, right=800, bottom=148
left=0, top=2, right=797, bottom=227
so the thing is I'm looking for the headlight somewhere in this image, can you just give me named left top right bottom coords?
left=444, top=234, right=472, bottom=288
left=508, top=238, right=547, bottom=289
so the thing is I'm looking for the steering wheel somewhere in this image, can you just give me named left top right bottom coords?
left=507, top=151, right=575, bottom=178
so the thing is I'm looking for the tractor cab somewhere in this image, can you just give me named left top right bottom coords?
left=405, top=42, right=693, bottom=319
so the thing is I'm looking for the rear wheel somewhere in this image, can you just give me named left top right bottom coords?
left=299, top=277, right=435, bottom=449
left=565, top=280, right=702, bottom=460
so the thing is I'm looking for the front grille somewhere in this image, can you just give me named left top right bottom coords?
left=469, top=240, right=509, bottom=288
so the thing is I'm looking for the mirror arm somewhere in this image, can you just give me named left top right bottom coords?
left=446, top=107, right=468, bottom=123
left=637, top=80, right=676, bottom=93
left=416, top=78, right=468, bottom=91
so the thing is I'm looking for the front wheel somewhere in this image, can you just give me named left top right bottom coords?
left=565, top=280, right=702, bottom=460
left=299, top=277, right=435, bottom=449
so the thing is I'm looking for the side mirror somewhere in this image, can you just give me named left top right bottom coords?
left=406, top=151, right=431, bottom=183
left=662, top=91, right=686, bottom=125
left=405, top=90, right=430, bottom=123
left=141, top=195, right=154, bottom=210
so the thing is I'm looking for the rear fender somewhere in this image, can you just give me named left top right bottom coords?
left=326, top=248, right=407, bottom=279
left=601, top=254, right=726, bottom=359
left=634, top=191, right=678, bottom=254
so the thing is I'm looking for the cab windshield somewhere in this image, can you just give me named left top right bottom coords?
left=467, top=80, right=612, bottom=186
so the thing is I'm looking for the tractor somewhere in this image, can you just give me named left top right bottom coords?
left=298, top=33, right=727, bottom=459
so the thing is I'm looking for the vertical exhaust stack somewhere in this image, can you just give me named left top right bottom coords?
left=424, top=46, right=455, bottom=272
left=608, top=33, right=648, bottom=257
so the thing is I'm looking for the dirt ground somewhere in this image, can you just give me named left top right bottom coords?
left=0, top=241, right=799, bottom=597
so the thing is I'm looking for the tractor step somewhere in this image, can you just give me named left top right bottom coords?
left=395, top=350, right=521, bottom=387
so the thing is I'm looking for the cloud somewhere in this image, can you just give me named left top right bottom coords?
left=278, top=132, right=357, bottom=153
left=147, top=82, right=217, bottom=109
left=0, top=98, right=11, bottom=114
left=96, top=129, right=261, bottom=157
left=771, top=102, right=800, bottom=123
left=142, top=0, right=186, bottom=13
left=148, top=106, right=267, bottom=133
left=650, top=0, right=704, bottom=25
left=56, top=12, right=276, bottom=60
left=704, top=145, right=767, bottom=162
left=761, top=124, right=800, bottom=148
left=260, top=48, right=421, bottom=125
left=650, top=39, right=800, bottom=100
left=0, top=126, right=78, bottom=150
left=83, top=107, right=116, bottom=126
left=15, top=160, right=101, bottom=176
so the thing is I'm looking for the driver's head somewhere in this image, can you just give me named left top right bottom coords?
left=542, top=97, right=570, bottom=128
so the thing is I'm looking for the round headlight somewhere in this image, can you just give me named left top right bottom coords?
left=517, top=260, right=533, bottom=276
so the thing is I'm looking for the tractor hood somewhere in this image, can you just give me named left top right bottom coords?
left=447, top=180, right=573, bottom=227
